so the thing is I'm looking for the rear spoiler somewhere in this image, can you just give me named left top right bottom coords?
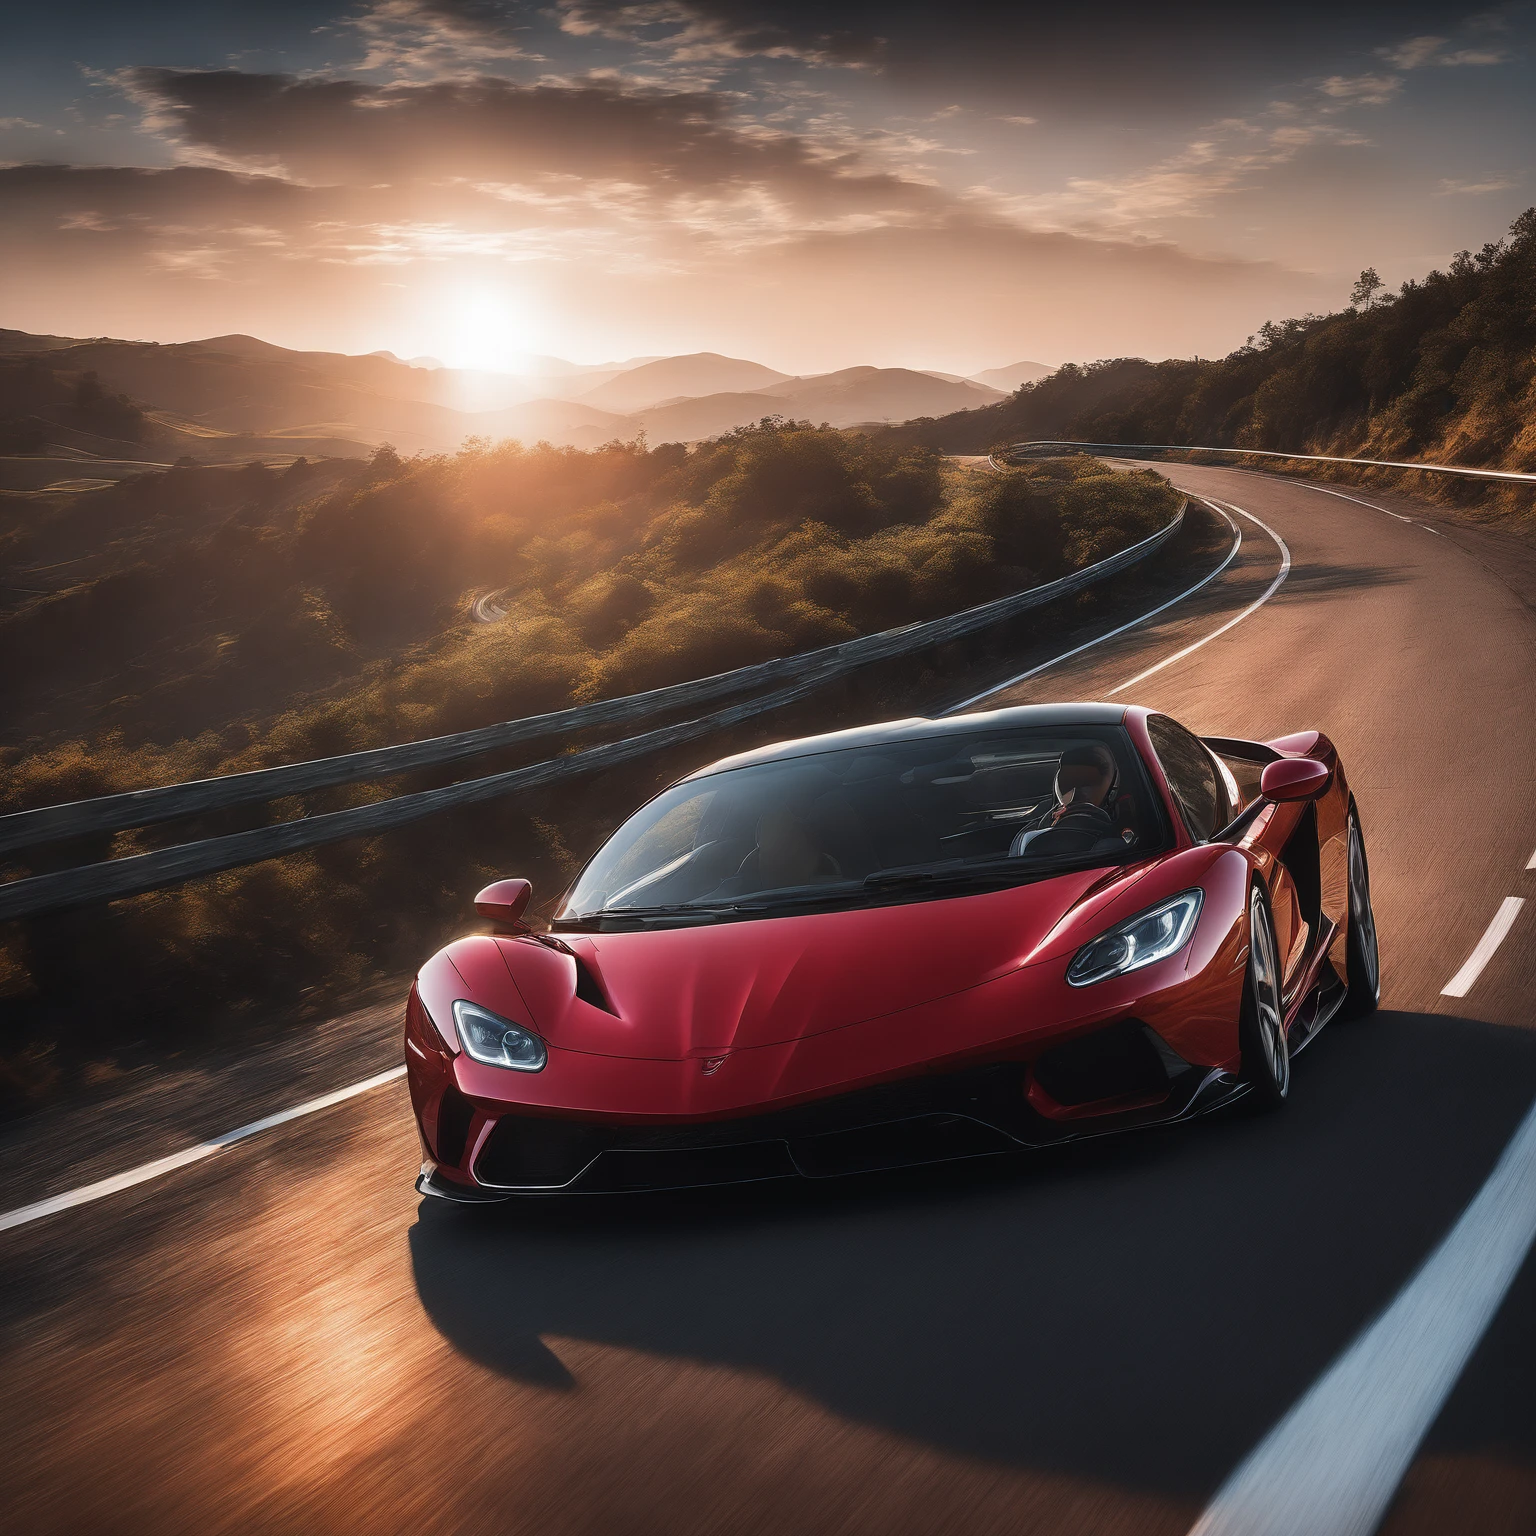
left=1200, top=734, right=1281, bottom=764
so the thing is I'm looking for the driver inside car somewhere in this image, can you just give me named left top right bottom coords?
left=1009, top=743, right=1126, bottom=857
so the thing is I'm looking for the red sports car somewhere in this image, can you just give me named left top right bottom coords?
left=405, top=703, right=1379, bottom=1201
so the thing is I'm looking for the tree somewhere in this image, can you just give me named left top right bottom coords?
left=73, top=370, right=105, bottom=408
left=1350, top=268, right=1385, bottom=310
left=368, top=443, right=402, bottom=478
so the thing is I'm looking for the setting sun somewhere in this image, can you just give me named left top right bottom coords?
left=431, top=285, right=533, bottom=373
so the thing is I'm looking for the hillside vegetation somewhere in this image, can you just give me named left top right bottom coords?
left=0, top=427, right=1178, bottom=1104
left=883, top=208, right=1536, bottom=517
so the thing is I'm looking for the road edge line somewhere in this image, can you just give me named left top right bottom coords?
left=1189, top=1089, right=1536, bottom=1536
left=0, top=1065, right=408, bottom=1235
left=1108, top=499, right=1291, bottom=696
left=943, top=499, right=1242, bottom=714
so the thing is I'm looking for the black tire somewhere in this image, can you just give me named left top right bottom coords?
left=1340, top=803, right=1380, bottom=1018
left=1240, top=885, right=1290, bottom=1110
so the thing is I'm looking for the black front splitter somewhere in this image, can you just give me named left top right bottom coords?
left=414, top=1062, right=1248, bottom=1201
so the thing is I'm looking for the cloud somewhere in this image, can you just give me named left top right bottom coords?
left=0, top=163, right=1330, bottom=370
left=1436, top=176, right=1515, bottom=195
left=1379, top=35, right=1447, bottom=69
left=1, top=162, right=315, bottom=221
left=999, top=104, right=1371, bottom=232
left=348, top=0, right=538, bottom=76
left=989, top=45, right=1440, bottom=237
left=1439, top=47, right=1511, bottom=64
left=1378, top=33, right=1510, bottom=68
left=554, top=1, right=884, bottom=67
left=58, top=209, right=120, bottom=231
left=998, top=115, right=1038, bottom=126
left=117, top=66, right=932, bottom=226
left=1318, top=73, right=1402, bottom=106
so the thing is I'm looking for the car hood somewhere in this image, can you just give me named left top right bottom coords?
left=449, top=862, right=1152, bottom=1061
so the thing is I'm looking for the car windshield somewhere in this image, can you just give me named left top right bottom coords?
left=556, top=724, right=1163, bottom=924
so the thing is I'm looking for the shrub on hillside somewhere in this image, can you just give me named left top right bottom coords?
left=0, top=429, right=1178, bottom=1100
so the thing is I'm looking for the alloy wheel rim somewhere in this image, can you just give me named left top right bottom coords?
left=1251, top=894, right=1288, bottom=1094
left=1349, top=818, right=1379, bottom=998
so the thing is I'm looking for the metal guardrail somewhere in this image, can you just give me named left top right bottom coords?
left=0, top=501, right=1187, bottom=921
left=997, top=440, right=1536, bottom=484
left=0, top=493, right=1197, bottom=859
left=0, top=654, right=811, bottom=857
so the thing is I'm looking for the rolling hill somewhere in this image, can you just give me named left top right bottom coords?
left=0, top=329, right=1019, bottom=472
left=762, top=366, right=1003, bottom=420
left=630, top=367, right=1004, bottom=441
left=576, top=352, right=793, bottom=414
left=969, top=360, right=1055, bottom=392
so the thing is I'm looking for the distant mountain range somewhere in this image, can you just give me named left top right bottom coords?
left=575, top=352, right=793, bottom=413
left=969, top=361, right=1056, bottom=392
left=0, top=328, right=1054, bottom=477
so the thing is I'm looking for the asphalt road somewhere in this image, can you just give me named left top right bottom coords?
left=2, top=462, right=1534, bottom=1536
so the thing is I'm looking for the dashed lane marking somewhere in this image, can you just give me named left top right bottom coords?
left=1441, top=897, right=1526, bottom=999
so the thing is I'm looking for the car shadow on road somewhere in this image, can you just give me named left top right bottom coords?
left=410, top=1008, right=1536, bottom=1504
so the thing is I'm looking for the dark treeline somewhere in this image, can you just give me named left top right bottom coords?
left=881, top=208, right=1536, bottom=488
left=0, top=358, right=150, bottom=454
left=0, top=426, right=1178, bottom=1107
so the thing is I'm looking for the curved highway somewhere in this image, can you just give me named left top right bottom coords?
left=2, top=462, right=1534, bottom=1535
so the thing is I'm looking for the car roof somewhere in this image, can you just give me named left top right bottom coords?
left=681, top=702, right=1131, bottom=781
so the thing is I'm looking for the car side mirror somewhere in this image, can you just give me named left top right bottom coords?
left=1259, top=757, right=1331, bottom=803
left=474, top=878, right=533, bottom=933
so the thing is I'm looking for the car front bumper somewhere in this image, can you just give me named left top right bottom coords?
left=413, top=1051, right=1245, bottom=1200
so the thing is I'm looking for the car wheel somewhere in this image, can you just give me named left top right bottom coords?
left=1339, top=804, right=1380, bottom=1018
left=1240, top=886, right=1289, bottom=1109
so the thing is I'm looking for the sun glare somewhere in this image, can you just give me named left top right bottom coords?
left=436, top=287, right=531, bottom=373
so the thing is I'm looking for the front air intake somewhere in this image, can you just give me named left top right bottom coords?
left=475, top=1114, right=612, bottom=1188
left=1030, top=1020, right=1170, bottom=1107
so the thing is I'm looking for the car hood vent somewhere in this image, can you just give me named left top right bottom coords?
left=483, top=865, right=1141, bottom=1059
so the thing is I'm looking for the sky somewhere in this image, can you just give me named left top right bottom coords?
left=2, top=1, right=1532, bottom=375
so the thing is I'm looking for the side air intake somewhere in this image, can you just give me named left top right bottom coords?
left=433, top=1085, right=475, bottom=1166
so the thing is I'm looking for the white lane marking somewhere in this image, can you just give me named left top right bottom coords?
left=1420, top=524, right=1446, bottom=536
left=0, top=1065, right=407, bottom=1235
left=1108, top=500, right=1291, bottom=696
left=1190, top=1089, right=1536, bottom=1536
left=1441, top=897, right=1526, bottom=998
left=1290, top=482, right=1414, bottom=522
left=1526, top=846, right=1536, bottom=871
left=943, top=501, right=1242, bottom=713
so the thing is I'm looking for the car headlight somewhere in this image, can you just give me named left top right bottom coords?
left=451, top=1000, right=548, bottom=1071
left=1066, top=889, right=1204, bottom=987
